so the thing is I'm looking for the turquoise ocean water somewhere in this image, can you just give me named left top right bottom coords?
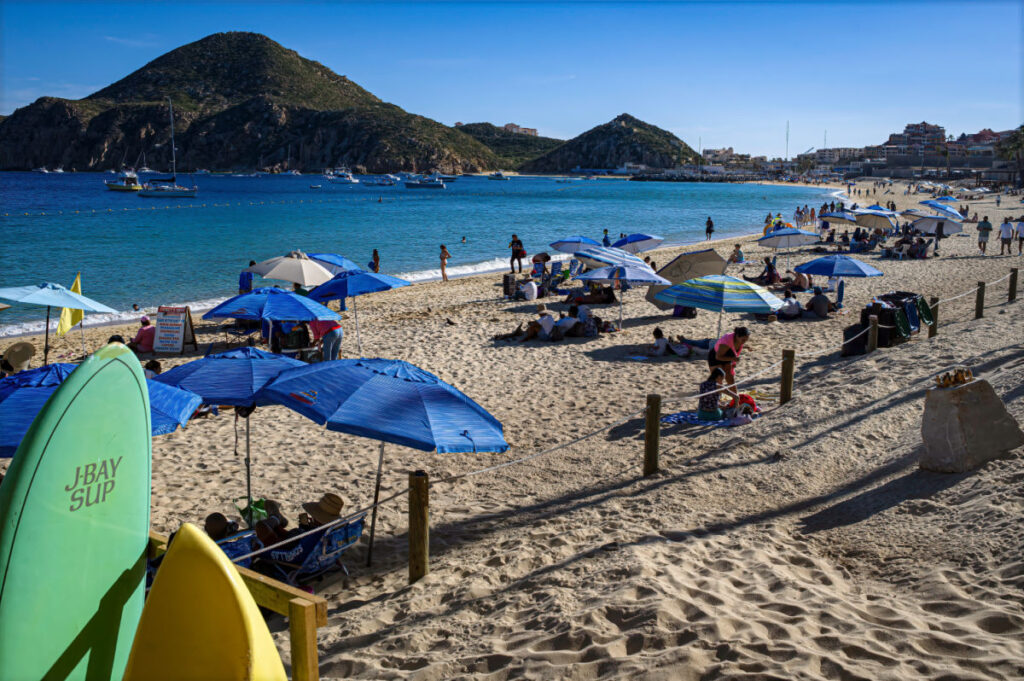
left=0, top=172, right=834, bottom=335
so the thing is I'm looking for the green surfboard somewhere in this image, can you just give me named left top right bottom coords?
left=0, top=343, right=152, bottom=681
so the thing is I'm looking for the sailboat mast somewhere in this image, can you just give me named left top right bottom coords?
left=168, top=97, right=176, bottom=178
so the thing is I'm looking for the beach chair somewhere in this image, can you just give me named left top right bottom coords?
left=217, top=530, right=264, bottom=569
left=530, top=262, right=545, bottom=279
left=568, top=259, right=582, bottom=277
left=835, top=280, right=846, bottom=311
left=259, top=513, right=367, bottom=585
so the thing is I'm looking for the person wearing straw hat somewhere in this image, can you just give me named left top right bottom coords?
left=300, top=492, right=345, bottom=529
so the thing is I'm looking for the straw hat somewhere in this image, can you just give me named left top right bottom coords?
left=3, top=342, right=35, bottom=373
left=302, top=493, right=344, bottom=525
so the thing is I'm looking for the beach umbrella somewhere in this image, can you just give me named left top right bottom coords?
left=307, top=252, right=363, bottom=275
left=646, top=249, right=728, bottom=311
left=794, top=255, right=883, bottom=278
left=202, top=287, right=340, bottom=322
left=757, top=228, right=819, bottom=250
left=853, top=210, right=897, bottom=232
left=611, top=233, right=664, bottom=253
left=933, top=196, right=958, bottom=202
left=0, top=364, right=202, bottom=456
left=654, top=275, right=783, bottom=336
left=246, top=250, right=334, bottom=286
left=819, top=211, right=858, bottom=227
left=259, top=358, right=509, bottom=564
left=0, top=283, right=117, bottom=365
left=919, top=200, right=964, bottom=220
left=900, top=208, right=931, bottom=219
left=575, top=246, right=648, bottom=270
left=308, top=271, right=410, bottom=354
left=911, top=217, right=963, bottom=236
left=549, top=235, right=600, bottom=254
left=575, top=265, right=669, bottom=329
left=153, top=347, right=306, bottom=524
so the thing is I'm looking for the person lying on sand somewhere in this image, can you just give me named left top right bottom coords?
left=519, top=305, right=556, bottom=342
left=203, top=512, right=240, bottom=541
left=564, top=285, right=616, bottom=305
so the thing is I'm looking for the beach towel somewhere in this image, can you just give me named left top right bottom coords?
left=660, top=410, right=760, bottom=428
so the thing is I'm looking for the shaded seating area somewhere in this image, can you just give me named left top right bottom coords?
left=260, top=513, right=367, bottom=585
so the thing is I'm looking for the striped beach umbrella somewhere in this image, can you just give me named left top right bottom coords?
left=654, top=275, right=783, bottom=336
left=575, top=265, right=669, bottom=329
left=575, top=246, right=648, bottom=270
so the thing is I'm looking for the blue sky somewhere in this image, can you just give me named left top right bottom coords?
left=2, top=1, right=1021, bottom=157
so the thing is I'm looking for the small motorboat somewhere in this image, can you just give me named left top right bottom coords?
left=488, top=171, right=510, bottom=180
left=105, top=169, right=142, bottom=192
left=309, top=184, right=322, bottom=189
left=405, top=177, right=446, bottom=189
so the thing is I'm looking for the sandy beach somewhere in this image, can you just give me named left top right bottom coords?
left=2, top=179, right=1023, bottom=679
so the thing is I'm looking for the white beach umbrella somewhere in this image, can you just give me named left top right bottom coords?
left=246, top=250, right=334, bottom=287
left=911, top=217, right=963, bottom=236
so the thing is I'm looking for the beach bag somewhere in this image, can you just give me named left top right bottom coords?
left=518, top=249, right=528, bottom=258
left=673, top=305, right=697, bottom=319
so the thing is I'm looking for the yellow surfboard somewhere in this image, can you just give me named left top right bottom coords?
left=123, top=523, right=287, bottom=681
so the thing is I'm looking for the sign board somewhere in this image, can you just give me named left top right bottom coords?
left=154, top=306, right=198, bottom=354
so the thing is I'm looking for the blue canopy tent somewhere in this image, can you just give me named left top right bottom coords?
left=653, top=274, right=783, bottom=336
left=0, top=363, right=202, bottom=456
left=153, top=347, right=306, bottom=523
left=0, top=283, right=117, bottom=365
left=574, top=265, right=669, bottom=329
left=307, top=253, right=363, bottom=275
left=549, top=235, right=600, bottom=255
left=258, top=358, right=509, bottom=564
left=308, top=270, right=410, bottom=355
left=611, top=233, right=664, bottom=254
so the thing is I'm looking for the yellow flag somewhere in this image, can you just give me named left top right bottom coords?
left=56, top=272, right=84, bottom=337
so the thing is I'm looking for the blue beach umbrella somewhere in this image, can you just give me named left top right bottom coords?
left=794, top=255, right=883, bottom=278
left=153, top=347, right=306, bottom=521
left=933, top=196, right=958, bottom=202
left=202, top=287, right=340, bottom=322
left=550, top=235, right=600, bottom=254
left=0, top=282, right=118, bottom=365
left=259, top=358, right=509, bottom=564
left=757, top=228, right=819, bottom=250
left=307, top=253, right=363, bottom=275
left=819, top=211, right=858, bottom=227
left=920, top=200, right=964, bottom=220
left=575, top=265, right=669, bottom=329
left=654, top=275, right=783, bottom=336
left=0, top=364, right=202, bottom=456
left=611, top=233, right=664, bottom=254
left=308, top=271, right=411, bottom=354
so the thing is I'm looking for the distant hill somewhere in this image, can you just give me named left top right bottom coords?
left=0, top=32, right=498, bottom=172
left=520, top=114, right=700, bottom=173
left=456, top=123, right=563, bottom=169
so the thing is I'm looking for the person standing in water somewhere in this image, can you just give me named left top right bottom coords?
left=370, top=249, right=380, bottom=273
left=705, top=216, right=714, bottom=241
left=509, top=234, right=524, bottom=273
left=440, top=244, right=452, bottom=282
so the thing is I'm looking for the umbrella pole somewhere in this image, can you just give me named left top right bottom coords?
left=354, top=297, right=363, bottom=356
left=717, top=309, right=723, bottom=339
left=366, top=442, right=385, bottom=567
left=245, top=416, right=253, bottom=528
left=44, top=306, right=51, bottom=366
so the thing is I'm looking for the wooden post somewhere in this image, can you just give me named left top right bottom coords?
left=643, top=394, right=661, bottom=476
left=289, top=598, right=319, bottom=681
left=1010, top=268, right=1018, bottom=303
left=928, top=296, right=938, bottom=338
left=975, top=281, right=985, bottom=319
left=867, top=315, right=879, bottom=353
left=408, top=470, right=429, bottom=584
left=780, top=349, right=795, bottom=405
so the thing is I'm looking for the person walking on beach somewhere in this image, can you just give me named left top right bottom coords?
left=440, top=244, right=452, bottom=282
left=1016, top=216, right=1024, bottom=255
left=999, top=218, right=1014, bottom=255
left=370, top=249, right=381, bottom=273
left=509, top=234, right=524, bottom=273
left=239, top=260, right=256, bottom=294
left=977, top=216, right=993, bottom=255
left=705, top=217, right=714, bottom=240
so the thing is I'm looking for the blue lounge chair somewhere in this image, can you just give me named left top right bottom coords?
left=217, top=530, right=264, bottom=569
left=568, top=259, right=582, bottom=277
left=835, top=280, right=845, bottom=311
left=260, top=513, right=366, bottom=585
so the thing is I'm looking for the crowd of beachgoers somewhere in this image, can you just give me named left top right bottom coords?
left=2, top=177, right=1023, bottom=680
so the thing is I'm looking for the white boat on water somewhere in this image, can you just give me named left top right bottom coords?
left=51, top=166, right=65, bottom=174
left=105, top=169, right=142, bottom=192
left=138, top=98, right=198, bottom=199
left=364, top=174, right=399, bottom=186
left=324, top=167, right=359, bottom=184
left=32, top=167, right=49, bottom=174
left=405, top=177, right=446, bottom=189
left=286, top=169, right=302, bottom=176
left=488, top=171, right=510, bottom=180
